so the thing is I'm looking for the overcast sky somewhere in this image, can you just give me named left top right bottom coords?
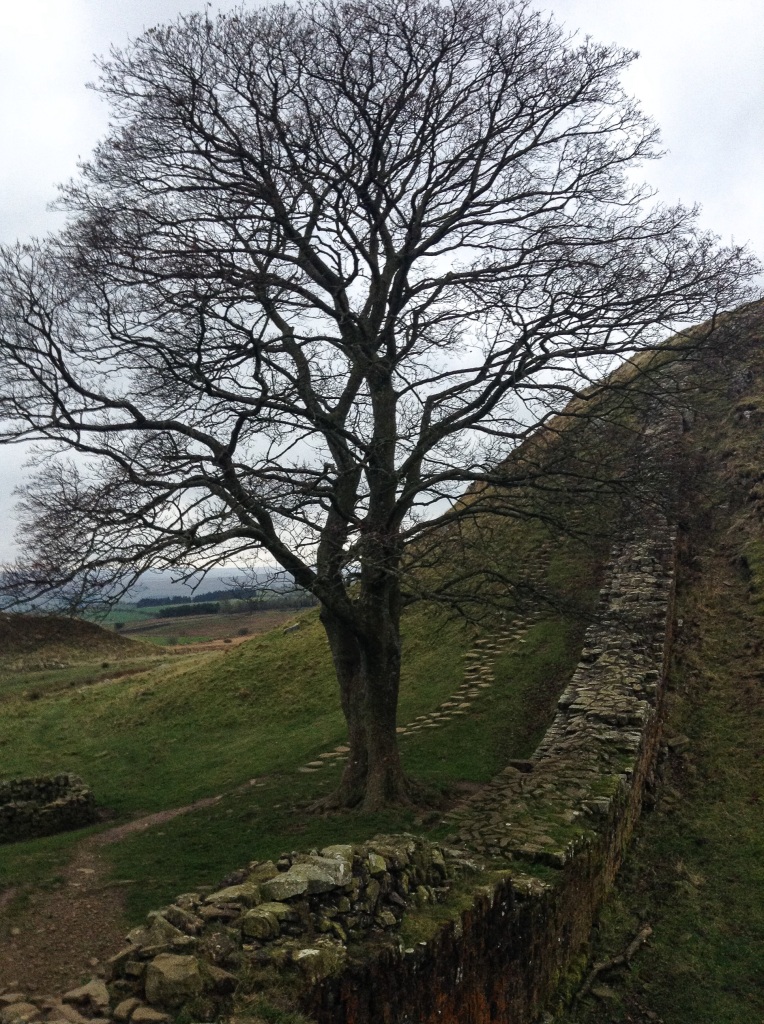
left=0, top=0, right=762, bottom=560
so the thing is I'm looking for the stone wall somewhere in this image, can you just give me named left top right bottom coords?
left=0, top=774, right=98, bottom=844
left=1, top=519, right=677, bottom=1024
left=304, top=521, right=677, bottom=1023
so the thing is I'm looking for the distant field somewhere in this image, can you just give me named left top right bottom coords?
left=118, top=608, right=295, bottom=645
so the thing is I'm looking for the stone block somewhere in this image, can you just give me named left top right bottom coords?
left=240, top=909, right=281, bottom=940
left=62, top=981, right=110, bottom=1015
left=144, top=954, right=203, bottom=1009
left=0, top=1005, right=41, bottom=1024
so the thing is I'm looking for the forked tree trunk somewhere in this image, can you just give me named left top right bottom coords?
left=319, top=604, right=408, bottom=811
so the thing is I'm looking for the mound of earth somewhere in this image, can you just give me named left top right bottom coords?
left=0, top=613, right=140, bottom=664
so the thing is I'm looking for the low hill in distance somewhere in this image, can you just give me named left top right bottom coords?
left=0, top=612, right=140, bottom=666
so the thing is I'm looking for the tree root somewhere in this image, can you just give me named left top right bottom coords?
left=307, top=773, right=439, bottom=815
left=576, top=923, right=653, bottom=1002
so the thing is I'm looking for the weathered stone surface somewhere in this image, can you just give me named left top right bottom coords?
left=255, top=901, right=295, bottom=921
left=144, top=954, right=203, bottom=1008
left=62, top=980, right=110, bottom=1015
left=0, top=1004, right=40, bottom=1024
left=204, top=883, right=261, bottom=907
left=247, top=860, right=279, bottom=883
left=367, top=853, right=387, bottom=877
left=49, top=1003, right=88, bottom=1024
left=105, top=947, right=136, bottom=982
left=320, top=844, right=353, bottom=862
left=161, top=905, right=203, bottom=934
left=130, top=1009, right=171, bottom=1024
left=112, top=998, right=141, bottom=1023
left=259, top=873, right=308, bottom=901
left=240, top=909, right=280, bottom=940
left=293, top=943, right=347, bottom=983
left=288, top=858, right=351, bottom=893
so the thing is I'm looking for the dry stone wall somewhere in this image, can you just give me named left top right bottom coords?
left=0, top=774, right=97, bottom=844
left=0, top=520, right=677, bottom=1024
left=305, top=520, right=678, bottom=1023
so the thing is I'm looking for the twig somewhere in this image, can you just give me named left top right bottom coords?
left=576, top=924, right=653, bottom=1001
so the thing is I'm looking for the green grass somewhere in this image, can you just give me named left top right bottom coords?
left=402, top=616, right=587, bottom=784
left=100, top=613, right=590, bottom=921
left=0, top=655, right=167, bottom=702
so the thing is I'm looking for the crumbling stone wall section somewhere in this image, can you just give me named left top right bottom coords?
left=100, top=836, right=478, bottom=1018
left=0, top=774, right=98, bottom=844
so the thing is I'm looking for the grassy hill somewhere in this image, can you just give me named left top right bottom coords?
left=1, top=301, right=763, bottom=1017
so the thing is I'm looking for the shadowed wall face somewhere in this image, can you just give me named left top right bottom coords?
left=0, top=773, right=97, bottom=844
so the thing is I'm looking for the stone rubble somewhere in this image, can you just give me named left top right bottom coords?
left=0, top=839, right=480, bottom=1020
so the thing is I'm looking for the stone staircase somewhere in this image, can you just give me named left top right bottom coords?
left=297, top=546, right=553, bottom=773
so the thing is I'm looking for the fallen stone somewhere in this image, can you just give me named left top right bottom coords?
left=48, top=1004, right=88, bottom=1024
left=202, top=964, right=238, bottom=995
left=320, top=844, right=354, bottom=862
left=0, top=1005, right=40, bottom=1024
left=204, top=883, right=260, bottom=907
left=0, top=1000, right=24, bottom=1010
left=293, top=943, right=347, bottom=983
left=259, top=873, right=308, bottom=901
left=161, top=905, right=203, bottom=934
left=240, top=908, right=280, bottom=940
left=62, top=981, right=109, bottom=1015
left=255, top=901, right=295, bottom=921
left=367, top=853, right=387, bottom=876
left=131, top=1009, right=171, bottom=1024
left=144, top=954, right=203, bottom=1009
left=247, top=860, right=279, bottom=883
left=112, top=999, right=141, bottom=1023
left=104, top=947, right=137, bottom=982
left=285, top=858, right=350, bottom=894
left=198, top=904, right=240, bottom=922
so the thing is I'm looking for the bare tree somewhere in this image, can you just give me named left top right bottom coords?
left=0, top=0, right=757, bottom=809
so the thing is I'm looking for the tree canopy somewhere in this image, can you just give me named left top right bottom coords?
left=0, top=0, right=757, bottom=807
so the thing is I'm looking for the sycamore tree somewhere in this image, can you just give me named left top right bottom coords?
left=0, top=0, right=756, bottom=809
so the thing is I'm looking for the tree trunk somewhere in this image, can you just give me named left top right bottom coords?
left=358, top=617, right=408, bottom=811
left=318, top=602, right=408, bottom=811
left=319, top=606, right=368, bottom=808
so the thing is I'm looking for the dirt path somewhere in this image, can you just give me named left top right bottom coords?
left=0, top=791, right=235, bottom=994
